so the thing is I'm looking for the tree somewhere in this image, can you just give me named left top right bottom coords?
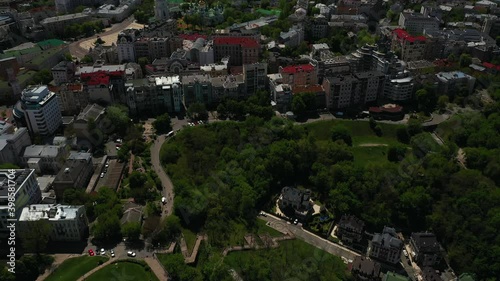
left=407, top=119, right=423, bottom=136
left=437, top=95, right=449, bottom=111
left=30, top=69, right=53, bottom=85
left=187, top=103, right=209, bottom=121
left=260, top=0, right=270, bottom=9
left=397, top=127, right=410, bottom=143
left=153, top=113, right=172, bottom=134
left=331, top=126, right=352, bottom=146
left=459, top=53, right=472, bottom=68
left=291, top=94, right=306, bottom=116
left=20, top=220, right=53, bottom=253
left=93, top=213, right=121, bottom=241
left=0, top=266, right=15, bottom=281
left=121, top=222, right=141, bottom=241
left=387, top=145, right=407, bottom=162
left=106, top=105, right=130, bottom=136
left=416, top=88, right=435, bottom=113
left=63, top=188, right=88, bottom=205
left=81, top=55, right=93, bottom=64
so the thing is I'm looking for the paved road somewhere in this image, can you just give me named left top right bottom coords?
left=151, top=134, right=175, bottom=218
left=68, top=16, right=136, bottom=59
left=260, top=213, right=360, bottom=262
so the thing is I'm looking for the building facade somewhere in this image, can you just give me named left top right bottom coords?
left=279, top=63, right=318, bottom=87
left=243, top=63, right=268, bottom=96
left=0, top=169, right=42, bottom=239
left=53, top=152, right=94, bottom=199
left=398, top=12, right=439, bottom=35
left=213, top=37, right=260, bottom=66
left=14, top=85, right=62, bottom=137
left=336, top=214, right=365, bottom=244
left=51, top=84, right=88, bottom=115
left=410, top=232, right=442, bottom=267
left=18, top=204, right=89, bottom=241
left=0, top=127, right=31, bottom=165
left=182, top=74, right=213, bottom=107
left=391, top=29, right=427, bottom=62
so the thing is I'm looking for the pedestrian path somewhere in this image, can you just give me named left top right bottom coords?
left=76, top=258, right=114, bottom=281
left=145, top=256, right=170, bottom=281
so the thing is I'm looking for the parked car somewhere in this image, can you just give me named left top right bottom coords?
left=100, top=173, right=104, bottom=178
left=293, top=219, right=298, bottom=225
left=161, top=197, right=166, bottom=204
left=88, top=249, right=95, bottom=256
left=259, top=212, right=267, bottom=217
left=127, top=251, right=136, bottom=257
left=100, top=248, right=105, bottom=255
left=110, top=249, right=115, bottom=258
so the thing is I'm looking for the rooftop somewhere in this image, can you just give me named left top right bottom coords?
left=436, top=71, right=472, bottom=82
left=77, top=104, right=105, bottom=122
left=292, top=84, right=324, bottom=94
left=0, top=169, right=36, bottom=198
left=338, top=214, right=365, bottom=231
left=213, top=37, right=259, bottom=48
left=280, top=64, right=315, bottom=74
left=40, top=13, right=89, bottom=24
left=392, top=28, right=426, bottom=43
left=24, top=145, right=62, bottom=158
left=19, top=204, right=84, bottom=221
left=155, top=76, right=181, bottom=86
left=411, top=232, right=441, bottom=253
left=372, top=226, right=403, bottom=248
left=351, top=256, right=381, bottom=277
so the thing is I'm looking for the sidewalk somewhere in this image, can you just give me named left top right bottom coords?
left=144, top=256, right=170, bottom=281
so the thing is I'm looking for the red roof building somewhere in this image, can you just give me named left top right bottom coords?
left=279, top=63, right=318, bottom=86
left=391, top=28, right=427, bottom=62
left=213, top=37, right=260, bottom=66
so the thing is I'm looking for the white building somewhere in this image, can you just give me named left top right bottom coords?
left=18, top=204, right=89, bottom=241
left=0, top=169, right=42, bottom=239
left=117, top=30, right=137, bottom=63
left=398, top=12, right=440, bottom=35
left=384, top=75, right=414, bottom=101
left=22, top=144, right=69, bottom=174
left=435, top=71, right=476, bottom=95
left=15, top=85, right=62, bottom=137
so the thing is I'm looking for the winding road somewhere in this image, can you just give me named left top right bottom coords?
left=151, top=134, right=175, bottom=218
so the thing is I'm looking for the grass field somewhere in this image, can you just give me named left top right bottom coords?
left=182, top=227, right=197, bottom=254
left=45, top=256, right=109, bottom=281
left=256, top=218, right=283, bottom=237
left=305, top=119, right=404, bottom=146
left=351, top=146, right=389, bottom=167
left=224, top=239, right=349, bottom=280
left=86, top=261, right=159, bottom=281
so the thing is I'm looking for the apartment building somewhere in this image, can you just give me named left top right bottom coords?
left=211, top=74, right=246, bottom=101
left=53, top=152, right=94, bottom=199
left=40, top=13, right=91, bottom=36
left=0, top=127, right=31, bottom=166
left=268, top=73, right=293, bottom=112
left=182, top=74, right=213, bottom=107
left=391, top=29, right=427, bottom=62
left=213, top=37, right=260, bottom=66
left=51, top=61, right=76, bottom=85
left=73, top=103, right=106, bottom=141
left=435, top=71, right=476, bottom=96
left=384, top=74, right=414, bottom=101
left=117, top=30, right=138, bottom=63
left=0, top=169, right=42, bottom=239
left=18, top=204, right=89, bottom=241
left=322, top=71, right=385, bottom=110
left=23, top=144, right=69, bottom=174
left=50, top=84, right=88, bottom=115
left=125, top=75, right=183, bottom=115
left=279, top=63, right=318, bottom=87
left=14, top=85, right=62, bottom=137
left=398, top=12, right=439, bottom=35
left=243, top=63, right=268, bottom=96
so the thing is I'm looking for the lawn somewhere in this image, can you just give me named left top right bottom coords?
left=351, top=146, right=389, bottom=167
left=45, top=256, right=109, bottom=281
left=224, top=239, right=350, bottom=280
left=182, top=227, right=197, bottom=254
left=85, top=261, right=159, bottom=281
left=256, top=218, right=283, bottom=238
left=305, top=119, right=405, bottom=146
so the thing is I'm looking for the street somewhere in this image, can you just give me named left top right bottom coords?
left=259, top=212, right=360, bottom=262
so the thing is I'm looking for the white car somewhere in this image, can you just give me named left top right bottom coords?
left=100, top=173, right=104, bottom=178
left=127, top=251, right=136, bottom=257
left=110, top=250, right=115, bottom=258
left=293, top=219, right=299, bottom=225
left=161, top=197, right=166, bottom=204
left=100, top=248, right=105, bottom=255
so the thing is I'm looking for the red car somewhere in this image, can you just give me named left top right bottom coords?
left=88, top=249, right=95, bottom=256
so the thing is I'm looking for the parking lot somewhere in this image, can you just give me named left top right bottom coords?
left=95, top=159, right=125, bottom=191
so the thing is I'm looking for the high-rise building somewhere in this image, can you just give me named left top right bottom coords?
left=243, top=63, right=268, bottom=95
left=0, top=169, right=42, bottom=239
left=13, top=85, right=62, bottom=137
